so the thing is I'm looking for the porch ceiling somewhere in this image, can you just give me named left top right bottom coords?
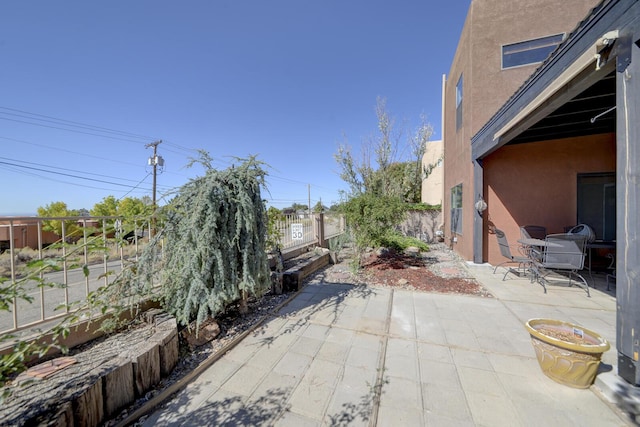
left=507, top=69, right=616, bottom=145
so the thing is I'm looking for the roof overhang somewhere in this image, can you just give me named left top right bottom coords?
left=471, top=0, right=639, bottom=161
left=492, top=46, right=604, bottom=141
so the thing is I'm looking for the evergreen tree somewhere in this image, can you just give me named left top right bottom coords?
left=136, top=155, right=270, bottom=330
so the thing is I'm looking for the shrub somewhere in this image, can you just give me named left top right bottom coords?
left=379, top=232, right=429, bottom=252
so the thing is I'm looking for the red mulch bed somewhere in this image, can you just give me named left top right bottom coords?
left=358, top=249, right=493, bottom=297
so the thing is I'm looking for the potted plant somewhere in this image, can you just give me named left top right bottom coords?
left=525, top=318, right=610, bottom=388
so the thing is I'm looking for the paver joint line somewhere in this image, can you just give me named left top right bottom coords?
left=368, top=288, right=394, bottom=427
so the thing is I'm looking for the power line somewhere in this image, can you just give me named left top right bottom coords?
left=0, top=163, right=150, bottom=194
left=0, top=156, right=149, bottom=184
left=266, top=173, right=342, bottom=193
left=0, top=108, right=344, bottom=206
left=117, top=173, right=153, bottom=200
left=0, top=160, right=152, bottom=189
left=0, top=107, right=159, bottom=141
left=0, top=107, right=201, bottom=160
left=0, top=135, right=190, bottom=187
left=0, top=135, right=145, bottom=169
left=0, top=115, right=155, bottom=145
left=1, top=108, right=328, bottom=188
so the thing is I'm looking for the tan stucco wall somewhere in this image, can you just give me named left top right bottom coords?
left=0, top=221, right=59, bottom=248
left=483, top=133, right=616, bottom=266
left=421, top=139, right=443, bottom=206
left=442, top=0, right=600, bottom=261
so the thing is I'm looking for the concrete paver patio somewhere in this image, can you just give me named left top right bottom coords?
left=142, top=260, right=630, bottom=426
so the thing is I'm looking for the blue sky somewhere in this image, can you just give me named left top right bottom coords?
left=0, top=1, right=469, bottom=215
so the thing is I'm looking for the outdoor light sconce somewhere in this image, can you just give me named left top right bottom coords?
left=475, top=196, right=487, bottom=213
left=594, top=30, right=618, bottom=71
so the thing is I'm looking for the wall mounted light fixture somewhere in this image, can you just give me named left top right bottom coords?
left=475, top=196, right=487, bottom=213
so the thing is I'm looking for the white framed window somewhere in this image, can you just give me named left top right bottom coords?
left=502, top=34, right=564, bottom=69
left=450, top=183, right=463, bottom=234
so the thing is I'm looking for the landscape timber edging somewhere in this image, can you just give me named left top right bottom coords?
left=1, top=311, right=178, bottom=427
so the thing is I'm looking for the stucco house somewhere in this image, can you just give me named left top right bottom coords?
left=0, top=218, right=59, bottom=251
left=443, top=0, right=640, bottom=385
left=442, top=0, right=601, bottom=260
left=420, top=139, right=444, bottom=206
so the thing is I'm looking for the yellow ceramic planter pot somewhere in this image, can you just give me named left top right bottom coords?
left=525, top=318, right=610, bottom=389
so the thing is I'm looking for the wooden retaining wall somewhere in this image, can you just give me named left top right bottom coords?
left=0, top=310, right=178, bottom=427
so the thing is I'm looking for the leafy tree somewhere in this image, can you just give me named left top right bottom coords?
left=118, top=196, right=151, bottom=218
left=36, top=201, right=80, bottom=238
left=334, top=98, right=436, bottom=259
left=406, top=118, right=435, bottom=203
left=118, top=196, right=153, bottom=234
left=290, top=203, right=308, bottom=212
left=91, top=195, right=152, bottom=219
left=341, top=193, right=407, bottom=257
left=90, top=195, right=119, bottom=217
left=266, top=206, right=284, bottom=251
left=312, top=201, right=326, bottom=213
left=135, top=154, right=271, bottom=330
left=89, top=195, right=153, bottom=237
left=328, top=202, right=342, bottom=212
left=334, top=97, right=434, bottom=201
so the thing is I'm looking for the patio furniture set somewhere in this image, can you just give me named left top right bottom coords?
left=494, top=224, right=616, bottom=297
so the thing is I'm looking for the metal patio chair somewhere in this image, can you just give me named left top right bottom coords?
left=493, top=228, right=531, bottom=280
left=520, top=225, right=547, bottom=240
left=606, top=253, right=616, bottom=291
left=531, top=233, right=590, bottom=296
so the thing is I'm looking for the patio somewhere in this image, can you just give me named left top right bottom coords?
left=139, top=254, right=631, bottom=426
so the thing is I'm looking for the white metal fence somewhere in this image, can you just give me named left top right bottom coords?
left=0, top=216, right=151, bottom=336
left=323, top=213, right=346, bottom=240
left=274, top=212, right=346, bottom=251
left=276, top=214, right=316, bottom=250
left=0, top=212, right=345, bottom=335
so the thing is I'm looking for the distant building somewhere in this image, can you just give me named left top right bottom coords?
left=420, top=139, right=443, bottom=206
left=0, top=218, right=59, bottom=251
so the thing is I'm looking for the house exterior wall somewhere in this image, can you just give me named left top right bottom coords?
left=483, top=133, right=615, bottom=266
left=0, top=220, right=59, bottom=249
left=421, top=139, right=443, bottom=206
left=443, top=0, right=600, bottom=261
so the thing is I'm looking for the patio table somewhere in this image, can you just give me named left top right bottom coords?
left=517, top=238, right=563, bottom=279
left=517, top=238, right=561, bottom=256
left=517, top=238, right=547, bottom=247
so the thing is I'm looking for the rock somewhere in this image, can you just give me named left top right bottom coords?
left=375, top=247, right=389, bottom=257
left=404, top=246, right=420, bottom=257
left=181, top=319, right=221, bottom=349
left=397, top=278, right=409, bottom=286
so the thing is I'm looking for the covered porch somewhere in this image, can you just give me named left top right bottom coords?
left=471, top=0, right=640, bottom=385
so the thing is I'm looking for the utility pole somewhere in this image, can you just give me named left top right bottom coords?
left=146, top=140, right=163, bottom=237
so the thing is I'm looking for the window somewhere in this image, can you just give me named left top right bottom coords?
left=451, top=183, right=463, bottom=234
left=577, top=172, right=616, bottom=241
left=502, top=34, right=564, bottom=69
left=455, top=74, right=463, bottom=130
